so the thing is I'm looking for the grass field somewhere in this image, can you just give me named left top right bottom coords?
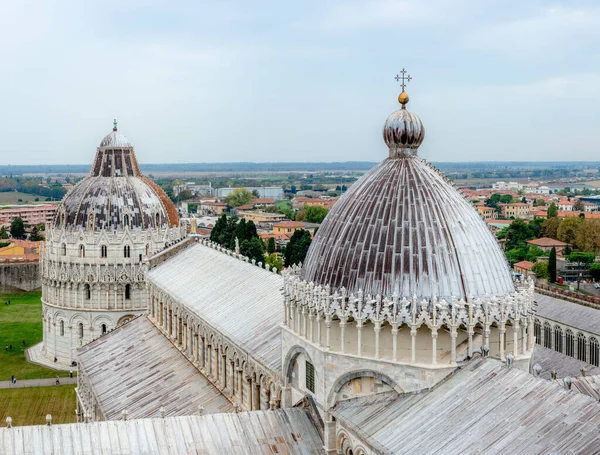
left=0, top=191, right=48, bottom=205
left=0, top=385, right=76, bottom=426
left=0, top=292, right=70, bottom=380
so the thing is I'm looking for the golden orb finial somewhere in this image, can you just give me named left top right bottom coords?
left=398, top=91, right=409, bottom=107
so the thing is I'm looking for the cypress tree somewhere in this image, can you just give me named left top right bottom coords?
left=548, top=246, right=557, bottom=283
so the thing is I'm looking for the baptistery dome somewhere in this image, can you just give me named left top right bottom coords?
left=302, top=92, right=514, bottom=300
left=55, top=123, right=178, bottom=231
left=41, top=121, right=186, bottom=366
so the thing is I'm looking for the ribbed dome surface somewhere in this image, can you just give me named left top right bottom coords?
left=100, top=130, right=132, bottom=148
left=383, top=108, right=425, bottom=151
left=54, top=126, right=178, bottom=230
left=301, top=156, right=515, bottom=300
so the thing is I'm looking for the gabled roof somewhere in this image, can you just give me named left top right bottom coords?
left=535, top=292, right=600, bottom=336
left=527, top=237, right=569, bottom=247
left=147, top=242, right=283, bottom=373
left=331, top=358, right=600, bottom=454
left=0, top=409, right=324, bottom=455
left=513, top=260, right=534, bottom=270
left=77, top=316, right=233, bottom=420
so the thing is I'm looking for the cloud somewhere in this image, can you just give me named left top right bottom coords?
left=293, top=0, right=455, bottom=31
left=464, top=6, right=600, bottom=54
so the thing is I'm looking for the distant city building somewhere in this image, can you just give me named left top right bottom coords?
left=492, top=181, right=524, bottom=191
left=216, top=186, right=284, bottom=200
left=237, top=210, right=287, bottom=224
left=0, top=204, right=57, bottom=227
left=499, top=202, right=531, bottom=219
left=173, top=182, right=214, bottom=197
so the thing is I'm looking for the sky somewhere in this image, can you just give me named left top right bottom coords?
left=1, top=0, right=599, bottom=164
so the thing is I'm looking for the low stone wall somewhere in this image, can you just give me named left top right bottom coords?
left=0, top=262, right=41, bottom=292
left=536, top=283, right=600, bottom=309
left=147, top=236, right=195, bottom=269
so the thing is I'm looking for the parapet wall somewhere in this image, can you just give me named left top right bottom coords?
left=0, top=262, right=41, bottom=292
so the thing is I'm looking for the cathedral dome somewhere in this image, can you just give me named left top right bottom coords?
left=54, top=123, right=179, bottom=231
left=301, top=92, right=514, bottom=300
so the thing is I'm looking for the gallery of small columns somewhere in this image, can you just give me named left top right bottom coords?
left=148, top=288, right=282, bottom=412
left=534, top=317, right=600, bottom=367
left=283, top=274, right=536, bottom=364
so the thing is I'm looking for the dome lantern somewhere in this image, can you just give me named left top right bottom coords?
left=383, top=69, right=425, bottom=156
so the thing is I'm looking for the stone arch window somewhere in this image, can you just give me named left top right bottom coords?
left=554, top=326, right=563, bottom=353
left=123, top=214, right=130, bottom=228
left=79, top=244, right=85, bottom=258
left=60, top=320, right=64, bottom=337
left=590, top=337, right=599, bottom=367
left=534, top=320, right=541, bottom=345
left=100, top=245, right=107, bottom=258
left=565, top=330, right=575, bottom=357
left=305, top=360, right=315, bottom=393
left=543, top=322, right=552, bottom=349
left=155, top=213, right=160, bottom=227
left=145, top=244, right=150, bottom=256
left=87, top=213, right=94, bottom=230
left=61, top=243, right=67, bottom=256
left=85, top=283, right=91, bottom=300
left=124, top=245, right=131, bottom=258
left=577, top=333, right=587, bottom=362
left=78, top=323, right=84, bottom=339
left=125, top=284, right=131, bottom=300
left=101, top=324, right=107, bottom=335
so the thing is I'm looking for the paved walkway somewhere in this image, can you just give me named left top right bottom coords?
left=25, top=342, right=73, bottom=372
left=0, top=377, right=77, bottom=389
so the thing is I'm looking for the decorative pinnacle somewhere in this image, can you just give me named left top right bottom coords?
left=394, top=69, right=411, bottom=108
left=113, top=119, right=118, bottom=131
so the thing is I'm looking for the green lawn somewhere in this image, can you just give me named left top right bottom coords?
left=0, top=385, right=76, bottom=426
left=0, top=191, right=48, bottom=205
left=0, top=292, right=70, bottom=380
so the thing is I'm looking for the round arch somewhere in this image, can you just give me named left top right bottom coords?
left=284, top=345, right=316, bottom=384
left=327, top=370, right=402, bottom=409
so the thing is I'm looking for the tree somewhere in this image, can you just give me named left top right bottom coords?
left=504, top=219, right=535, bottom=251
left=541, top=217, right=560, bottom=239
left=29, top=225, right=45, bottom=241
left=240, top=237, right=264, bottom=264
left=557, top=217, right=583, bottom=245
left=251, top=189, right=260, bottom=198
left=589, top=263, right=600, bottom=281
left=245, top=220, right=258, bottom=240
left=303, top=206, right=329, bottom=224
left=547, top=202, right=558, bottom=218
left=265, top=253, right=283, bottom=272
left=10, top=217, right=25, bottom=239
left=567, top=252, right=596, bottom=290
left=548, top=247, right=557, bottom=283
left=226, top=188, right=254, bottom=207
left=532, top=262, right=549, bottom=280
left=267, top=237, right=276, bottom=254
left=284, top=229, right=312, bottom=267
left=574, top=220, right=600, bottom=253
left=573, top=199, right=584, bottom=212
left=0, top=226, right=8, bottom=239
left=233, top=218, right=248, bottom=248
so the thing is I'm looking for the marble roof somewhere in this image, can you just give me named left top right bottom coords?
left=331, top=358, right=600, bottom=454
left=147, top=242, right=284, bottom=374
left=77, top=316, right=233, bottom=420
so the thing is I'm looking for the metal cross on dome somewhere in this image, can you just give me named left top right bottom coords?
left=394, top=69, right=412, bottom=92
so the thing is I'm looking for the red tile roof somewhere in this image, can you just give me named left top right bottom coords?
left=514, top=261, right=535, bottom=270
left=527, top=237, right=569, bottom=247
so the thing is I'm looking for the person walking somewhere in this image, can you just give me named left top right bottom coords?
left=55, top=375, right=60, bottom=386
left=69, top=369, right=73, bottom=378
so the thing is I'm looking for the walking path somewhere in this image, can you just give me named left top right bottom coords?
left=0, top=377, right=77, bottom=389
left=25, top=342, right=73, bottom=372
